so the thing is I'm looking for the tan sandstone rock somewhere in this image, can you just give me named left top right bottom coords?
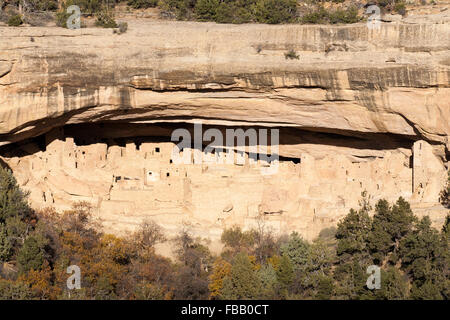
left=0, top=16, right=448, bottom=246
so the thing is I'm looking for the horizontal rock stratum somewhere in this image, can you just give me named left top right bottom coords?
left=0, top=18, right=449, bottom=246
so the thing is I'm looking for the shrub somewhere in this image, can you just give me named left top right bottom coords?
left=172, top=266, right=210, bottom=299
left=162, top=0, right=297, bottom=24
left=253, top=0, right=297, bottom=24
left=26, top=0, right=59, bottom=11
left=16, top=235, right=47, bottom=274
left=300, top=6, right=329, bottom=24
left=114, top=22, right=128, bottom=34
left=394, top=2, right=406, bottom=16
left=194, top=0, right=219, bottom=21
left=158, top=0, right=365, bottom=25
left=5, top=0, right=58, bottom=12
left=284, top=49, right=299, bottom=60
left=301, top=6, right=361, bottom=25
left=134, top=283, right=166, bottom=300
left=7, top=14, right=23, bottom=26
left=377, top=0, right=407, bottom=14
left=56, top=10, right=71, bottom=28
left=159, top=0, right=197, bottom=20
left=214, top=2, right=253, bottom=24
left=328, top=6, right=361, bottom=24
left=213, top=2, right=234, bottom=23
left=127, top=0, right=158, bottom=9
left=53, top=0, right=104, bottom=20
left=221, top=226, right=255, bottom=252
left=95, top=10, right=118, bottom=28
left=118, top=22, right=128, bottom=33
left=56, top=0, right=98, bottom=29
left=67, top=0, right=103, bottom=15
left=0, top=280, right=35, bottom=300
left=131, top=220, right=165, bottom=252
left=376, top=0, right=391, bottom=8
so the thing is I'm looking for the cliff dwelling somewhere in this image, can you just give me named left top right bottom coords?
left=0, top=18, right=449, bottom=247
left=1, top=122, right=447, bottom=243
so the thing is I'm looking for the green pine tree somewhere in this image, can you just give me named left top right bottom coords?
left=221, top=252, right=261, bottom=300
left=0, top=167, right=32, bottom=224
left=335, top=207, right=372, bottom=262
left=280, top=231, right=310, bottom=272
left=334, top=197, right=374, bottom=299
left=257, top=264, right=278, bottom=299
left=398, top=216, right=447, bottom=299
left=276, top=255, right=294, bottom=290
left=16, top=235, right=47, bottom=274
left=374, top=267, right=409, bottom=300
left=367, top=198, right=415, bottom=264
left=194, top=0, right=219, bottom=21
left=0, top=224, right=13, bottom=262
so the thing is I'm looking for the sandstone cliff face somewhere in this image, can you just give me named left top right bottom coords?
left=0, top=17, right=449, bottom=244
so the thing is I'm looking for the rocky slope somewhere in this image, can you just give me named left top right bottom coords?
left=0, top=15, right=449, bottom=245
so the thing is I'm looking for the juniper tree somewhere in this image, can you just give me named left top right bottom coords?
left=0, top=224, right=12, bottom=262
left=279, top=232, right=310, bottom=272
left=0, top=279, right=34, bottom=300
left=398, top=216, right=447, bottom=299
left=335, top=208, right=372, bottom=263
left=0, top=167, right=32, bottom=224
left=16, top=235, right=48, bottom=274
left=276, top=255, right=294, bottom=293
left=367, top=198, right=415, bottom=265
left=221, top=252, right=261, bottom=300
left=257, top=263, right=278, bottom=299
left=0, top=167, right=33, bottom=262
left=373, top=267, right=409, bottom=300
left=334, top=202, right=373, bottom=299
